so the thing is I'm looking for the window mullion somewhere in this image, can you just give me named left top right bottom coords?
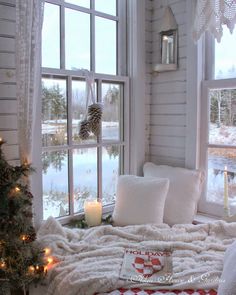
left=91, top=0, right=95, bottom=72
left=67, top=76, right=74, bottom=215
left=60, top=3, right=66, bottom=69
left=97, top=79, right=102, bottom=201
left=117, top=0, right=127, bottom=76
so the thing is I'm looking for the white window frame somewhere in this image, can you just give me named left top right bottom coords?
left=32, top=0, right=131, bottom=227
left=32, top=0, right=146, bottom=229
left=198, top=78, right=236, bottom=217
left=185, top=1, right=236, bottom=218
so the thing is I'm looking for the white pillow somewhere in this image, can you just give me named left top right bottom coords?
left=112, top=175, right=169, bottom=226
left=143, top=162, right=203, bottom=225
left=217, top=240, right=236, bottom=295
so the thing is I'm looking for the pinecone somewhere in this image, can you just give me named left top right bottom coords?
left=90, top=121, right=101, bottom=137
left=79, top=119, right=90, bottom=140
left=87, top=103, right=103, bottom=136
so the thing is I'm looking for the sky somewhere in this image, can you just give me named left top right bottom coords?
left=215, top=25, right=236, bottom=79
left=42, top=0, right=117, bottom=75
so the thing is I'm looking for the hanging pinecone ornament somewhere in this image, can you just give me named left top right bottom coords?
left=88, top=103, right=103, bottom=136
left=79, top=119, right=90, bottom=140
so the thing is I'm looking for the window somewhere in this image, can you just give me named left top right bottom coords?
left=199, top=27, right=236, bottom=217
left=41, top=0, right=129, bottom=221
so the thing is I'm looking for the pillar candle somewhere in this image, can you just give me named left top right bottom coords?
left=84, top=200, right=102, bottom=227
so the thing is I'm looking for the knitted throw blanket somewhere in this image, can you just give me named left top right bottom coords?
left=37, top=217, right=236, bottom=295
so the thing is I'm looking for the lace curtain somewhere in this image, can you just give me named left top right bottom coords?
left=16, top=0, right=44, bottom=163
left=193, top=0, right=236, bottom=42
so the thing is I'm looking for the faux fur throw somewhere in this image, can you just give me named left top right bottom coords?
left=37, top=217, right=236, bottom=295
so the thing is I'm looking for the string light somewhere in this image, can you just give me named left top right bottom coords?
left=15, top=186, right=20, bottom=193
left=44, top=247, right=51, bottom=256
left=0, top=259, right=6, bottom=269
left=28, top=265, right=35, bottom=274
left=20, top=234, right=27, bottom=242
left=47, top=257, right=53, bottom=264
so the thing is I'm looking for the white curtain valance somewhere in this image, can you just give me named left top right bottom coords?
left=193, top=0, right=236, bottom=42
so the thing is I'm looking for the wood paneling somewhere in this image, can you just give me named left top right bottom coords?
left=149, top=0, right=187, bottom=167
left=0, top=2, right=18, bottom=162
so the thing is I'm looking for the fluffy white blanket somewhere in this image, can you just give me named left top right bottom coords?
left=37, top=217, right=236, bottom=295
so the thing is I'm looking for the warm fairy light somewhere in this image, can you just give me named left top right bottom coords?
left=28, top=265, right=35, bottom=274
left=35, top=265, right=39, bottom=270
left=15, top=186, right=20, bottom=193
left=44, top=247, right=51, bottom=256
left=47, top=257, right=53, bottom=264
left=21, top=234, right=27, bottom=241
left=0, top=259, right=6, bottom=269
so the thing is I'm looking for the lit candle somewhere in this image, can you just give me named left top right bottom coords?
left=0, top=137, right=2, bottom=143
left=224, top=166, right=229, bottom=210
left=84, top=199, right=102, bottom=227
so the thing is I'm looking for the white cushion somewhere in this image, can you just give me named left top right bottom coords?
left=143, top=162, right=203, bottom=225
left=218, top=240, right=236, bottom=295
left=112, top=175, right=169, bottom=226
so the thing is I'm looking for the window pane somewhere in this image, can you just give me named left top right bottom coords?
left=65, top=0, right=90, bottom=8
left=209, top=89, right=236, bottom=145
left=95, top=17, right=116, bottom=74
left=42, top=150, right=69, bottom=219
left=95, top=0, right=116, bottom=16
left=102, top=146, right=119, bottom=206
left=102, top=83, right=121, bottom=141
left=72, top=79, right=97, bottom=144
left=42, top=78, right=67, bottom=147
left=207, top=147, right=236, bottom=207
left=65, top=9, right=90, bottom=70
left=42, top=3, right=60, bottom=68
left=73, top=148, right=97, bottom=212
left=215, top=26, right=236, bottom=79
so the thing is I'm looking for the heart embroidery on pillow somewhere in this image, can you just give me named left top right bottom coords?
left=132, top=256, right=163, bottom=278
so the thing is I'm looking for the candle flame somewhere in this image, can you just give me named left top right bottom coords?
left=225, top=166, right=227, bottom=171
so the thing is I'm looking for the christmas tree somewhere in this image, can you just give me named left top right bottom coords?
left=0, top=138, right=46, bottom=294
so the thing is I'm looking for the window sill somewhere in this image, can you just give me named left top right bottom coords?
left=193, top=213, right=221, bottom=224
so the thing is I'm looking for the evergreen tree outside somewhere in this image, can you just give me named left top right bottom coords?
left=0, top=139, right=46, bottom=294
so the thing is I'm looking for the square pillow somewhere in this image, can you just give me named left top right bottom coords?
left=143, top=162, right=203, bottom=225
left=112, top=175, right=169, bottom=226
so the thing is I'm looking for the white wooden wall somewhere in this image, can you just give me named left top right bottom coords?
left=0, top=0, right=19, bottom=163
left=145, top=0, right=152, bottom=160
left=148, top=0, right=187, bottom=167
